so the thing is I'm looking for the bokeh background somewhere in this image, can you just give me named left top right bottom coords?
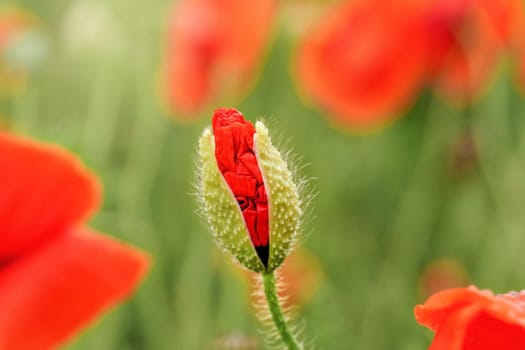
left=2, top=0, right=525, bottom=349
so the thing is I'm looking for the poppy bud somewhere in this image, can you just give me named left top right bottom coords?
left=198, top=108, right=301, bottom=272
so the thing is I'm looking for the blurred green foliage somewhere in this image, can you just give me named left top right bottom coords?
left=3, top=1, right=525, bottom=349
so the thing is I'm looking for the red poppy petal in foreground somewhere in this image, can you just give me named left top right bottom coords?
left=0, top=228, right=149, bottom=350
left=415, top=286, right=525, bottom=350
left=0, top=132, right=100, bottom=261
left=415, top=287, right=485, bottom=330
left=296, top=0, right=427, bottom=130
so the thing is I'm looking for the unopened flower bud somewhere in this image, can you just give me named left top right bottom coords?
left=198, top=108, right=302, bottom=272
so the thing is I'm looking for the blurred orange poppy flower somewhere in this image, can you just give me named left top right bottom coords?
left=162, top=0, right=276, bottom=119
left=415, top=286, right=525, bottom=350
left=0, top=132, right=149, bottom=349
left=0, top=7, right=33, bottom=49
left=277, top=248, right=323, bottom=308
left=0, top=7, right=40, bottom=94
left=424, top=0, right=521, bottom=104
left=296, top=0, right=427, bottom=130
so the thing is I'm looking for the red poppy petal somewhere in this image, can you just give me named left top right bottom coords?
left=0, top=227, right=149, bottom=350
left=427, top=305, right=480, bottom=350
left=487, top=291, right=525, bottom=326
left=414, top=286, right=487, bottom=331
left=211, top=108, right=269, bottom=255
left=416, top=286, right=525, bottom=349
left=0, top=132, right=101, bottom=261
left=423, top=305, right=525, bottom=350
left=460, top=309, right=525, bottom=350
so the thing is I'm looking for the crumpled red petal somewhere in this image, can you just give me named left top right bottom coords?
left=0, top=132, right=100, bottom=261
left=212, top=108, right=269, bottom=258
left=0, top=228, right=149, bottom=350
left=415, top=286, right=525, bottom=350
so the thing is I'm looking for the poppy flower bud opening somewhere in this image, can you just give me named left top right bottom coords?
left=198, top=108, right=301, bottom=272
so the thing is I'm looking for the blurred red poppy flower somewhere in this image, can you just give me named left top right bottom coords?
left=296, top=0, right=525, bottom=129
left=276, top=248, right=323, bottom=308
left=505, top=2, right=525, bottom=91
left=415, top=286, right=525, bottom=350
left=0, top=132, right=149, bottom=350
left=163, top=0, right=276, bottom=118
left=423, top=0, right=521, bottom=104
left=296, top=0, right=428, bottom=129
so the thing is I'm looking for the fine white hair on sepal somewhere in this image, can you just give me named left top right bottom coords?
left=257, top=117, right=317, bottom=244
left=196, top=127, right=266, bottom=272
left=254, top=119, right=316, bottom=271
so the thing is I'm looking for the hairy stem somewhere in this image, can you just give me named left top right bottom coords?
left=262, top=271, right=303, bottom=350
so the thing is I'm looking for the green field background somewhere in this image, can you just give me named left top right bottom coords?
left=4, top=1, right=525, bottom=349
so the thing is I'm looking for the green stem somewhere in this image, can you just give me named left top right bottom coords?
left=262, top=271, right=303, bottom=350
